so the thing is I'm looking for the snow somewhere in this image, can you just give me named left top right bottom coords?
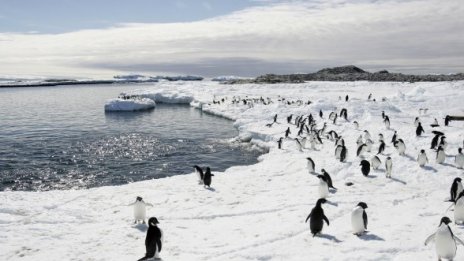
left=2, top=80, right=464, bottom=260
left=104, top=98, right=155, bottom=112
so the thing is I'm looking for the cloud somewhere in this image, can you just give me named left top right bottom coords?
left=0, top=0, right=463, bottom=78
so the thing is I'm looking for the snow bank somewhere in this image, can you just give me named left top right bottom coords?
left=2, top=80, right=464, bottom=260
left=104, top=98, right=155, bottom=112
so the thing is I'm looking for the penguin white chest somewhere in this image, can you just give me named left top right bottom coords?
left=418, top=154, right=427, bottom=166
left=351, top=207, right=365, bottom=234
left=437, top=151, right=446, bottom=164
left=435, top=226, right=457, bottom=259
left=396, top=143, right=405, bottom=154
left=455, top=198, right=464, bottom=224
left=134, top=202, right=147, bottom=220
left=318, top=180, right=329, bottom=198
left=307, top=162, right=314, bottom=173
left=456, top=154, right=464, bottom=169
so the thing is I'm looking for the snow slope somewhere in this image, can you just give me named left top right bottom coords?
left=1, top=81, right=464, bottom=260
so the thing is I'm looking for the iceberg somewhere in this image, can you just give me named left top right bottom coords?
left=104, top=98, right=155, bottom=112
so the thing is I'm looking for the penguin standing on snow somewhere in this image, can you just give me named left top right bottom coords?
left=417, top=150, right=428, bottom=167
left=431, top=133, right=443, bottom=149
left=385, top=157, right=393, bottom=178
left=436, top=145, right=446, bottom=164
left=351, top=202, right=368, bottom=236
left=384, top=115, right=390, bottom=129
left=353, top=121, right=359, bottom=130
left=454, top=191, right=464, bottom=225
left=394, top=139, right=406, bottom=156
left=321, top=169, right=336, bottom=190
left=364, top=130, right=371, bottom=141
left=307, top=157, right=315, bottom=174
left=371, top=156, right=381, bottom=170
left=360, top=160, right=371, bottom=176
left=129, top=196, right=153, bottom=224
left=203, top=167, right=214, bottom=188
left=391, top=131, right=397, bottom=144
left=430, top=118, right=440, bottom=128
left=277, top=137, right=283, bottom=149
left=357, top=144, right=367, bottom=158
left=193, top=165, right=204, bottom=184
left=424, top=217, right=464, bottom=261
left=414, top=117, right=420, bottom=127
left=416, top=122, right=425, bottom=136
left=317, top=175, right=329, bottom=199
left=440, top=136, right=448, bottom=150
left=285, top=127, right=291, bottom=138
left=356, top=135, right=364, bottom=147
left=305, top=198, right=330, bottom=237
left=456, top=148, right=464, bottom=169
left=335, top=145, right=347, bottom=162
left=450, top=178, right=463, bottom=203
left=377, top=140, right=385, bottom=155
left=138, top=217, right=163, bottom=261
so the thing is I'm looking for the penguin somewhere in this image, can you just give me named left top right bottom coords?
left=360, top=160, right=371, bottom=176
left=295, top=138, right=304, bottom=152
left=273, top=114, right=278, bottom=123
left=391, top=131, right=397, bottom=144
left=321, top=169, right=336, bottom=190
left=353, top=121, right=359, bottom=130
left=340, top=108, right=348, bottom=121
left=317, top=175, right=329, bottom=199
left=440, top=136, right=448, bottom=150
left=371, top=156, right=381, bottom=170
left=345, top=95, right=349, bottom=102
left=416, top=122, right=425, bottom=136
left=335, top=145, right=347, bottom=162
left=351, top=202, right=368, bottom=236
left=385, top=157, right=392, bottom=178
left=193, top=165, right=204, bottom=184
left=203, top=167, right=214, bottom=188
left=456, top=148, right=464, bottom=169
left=287, top=114, right=293, bottom=124
left=305, top=198, right=330, bottom=237
left=368, top=93, right=372, bottom=100
left=307, top=157, right=315, bottom=174
left=431, top=134, right=441, bottom=149
left=365, top=139, right=374, bottom=152
left=356, top=135, right=364, bottom=147
left=339, top=146, right=347, bottom=162
left=394, top=139, right=406, bottom=156
left=384, top=115, right=390, bottom=129
left=129, top=197, right=153, bottom=224
left=277, top=137, right=283, bottom=149
left=424, top=217, right=464, bottom=261
left=377, top=140, right=385, bottom=155
left=454, top=191, right=464, bottom=225
left=417, top=149, right=428, bottom=167
left=285, top=127, right=291, bottom=138
left=309, top=135, right=317, bottom=150
left=431, top=118, right=440, bottom=128
left=357, top=144, right=367, bottom=158
left=319, top=109, right=323, bottom=118
left=363, top=130, right=371, bottom=141
left=335, top=137, right=345, bottom=147
left=382, top=111, right=385, bottom=119
left=450, top=178, right=463, bottom=203
left=436, top=145, right=446, bottom=164
left=138, top=217, right=163, bottom=261
left=378, top=133, right=384, bottom=142
left=414, top=117, right=420, bottom=127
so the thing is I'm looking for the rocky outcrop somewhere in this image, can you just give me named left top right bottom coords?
left=226, top=65, right=464, bottom=84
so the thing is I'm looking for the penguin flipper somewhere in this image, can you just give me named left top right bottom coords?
left=424, top=233, right=435, bottom=246
left=156, top=239, right=162, bottom=252
left=305, top=211, right=312, bottom=223
left=454, top=236, right=464, bottom=246
left=323, top=215, right=330, bottom=226
left=363, top=211, right=368, bottom=229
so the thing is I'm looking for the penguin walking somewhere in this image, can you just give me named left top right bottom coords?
left=385, top=157, right=392, bottom=178
left=394, top=139, right=406, bottom=156
left=371, top=156, right=381, bottom=170
left=307, top=157, right=315, bottom=174
left=351, top=202, right=368, bottom=236
left=305, top=198, right=330, bottom=237
left=317, top=175, right=329, bottom=199
left=456, top=148, right=464, bottom=169
left=193, top=165, right=204, bottom=184
left=436, top=146, right=446, bottom=164
left=450, top=178, right=463, bottom=203
left=138, top=217, right=163, bottom=261
left=321, top=169, right=336, bottom=190
left=454, top=192, right=464, bottom=225
left=203, top=167, right=214, bottom=188
left=416, top=122, right=425, bottom=136
left=417, top=150, right=428, bottom=167
left=129, top=196, right=153, bottom=224
left=424, top=217, right=464, bottom=261
left=360, top=160, right=371, bottom=176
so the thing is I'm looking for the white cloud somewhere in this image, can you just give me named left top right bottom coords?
left=0, top=0, right=463, bottom=78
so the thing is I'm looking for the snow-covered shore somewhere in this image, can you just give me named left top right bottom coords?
left=1, top=81, right=464, bottom=260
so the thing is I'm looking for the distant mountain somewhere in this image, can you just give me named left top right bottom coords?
left=226, top=65, right=464, bottom=84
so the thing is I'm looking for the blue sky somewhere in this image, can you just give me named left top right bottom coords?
left=0, top=0, right=263, bottom=33
left=0, top=0, right=463, bottom=78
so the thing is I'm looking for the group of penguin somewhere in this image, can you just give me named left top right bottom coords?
left=128, top=92, right=463, bottom=260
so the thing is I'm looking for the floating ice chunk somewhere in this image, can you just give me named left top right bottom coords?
left=104, top=98, right=155, bottom=112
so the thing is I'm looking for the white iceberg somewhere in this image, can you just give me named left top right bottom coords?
left=104, top=98, right=155, bottom=112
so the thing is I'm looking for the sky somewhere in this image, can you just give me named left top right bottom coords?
left=0, top=0, right=463, bottom=78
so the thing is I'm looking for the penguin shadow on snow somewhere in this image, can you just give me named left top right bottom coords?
left=205, top=186, right=216, bottom=192
left=377, top=169, right=407, bottom=185
left=402, top=153, right=416, bottom=162
left=421, top=165, right=438, bottom=173
left=133, top=223, right=148, bottom=232
left=317, top=233, right=343, bottom=243
left=357, top=233, right=385, bottom=241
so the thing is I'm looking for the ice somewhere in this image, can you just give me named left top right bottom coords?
left=104, top=98, right=155, bottom=112
left=2, top=80, right=464, bottom=260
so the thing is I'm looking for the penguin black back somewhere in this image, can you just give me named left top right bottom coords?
left=203, top=167, right=214, bottom=187
left=305, top=198, right=329, bottom=236
left=360, top=160, right=370, bottom=176
left=139, top=217, right=162, bottom=261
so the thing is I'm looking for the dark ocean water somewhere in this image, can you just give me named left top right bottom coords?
left=0, top=84, right=262, bottom=191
